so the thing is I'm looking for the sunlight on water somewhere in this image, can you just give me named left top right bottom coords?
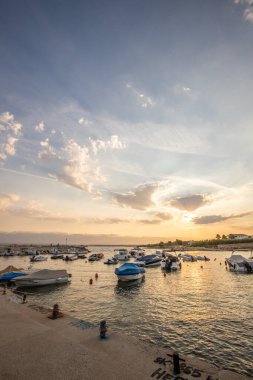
left=1, top=248, right=253, bottom=377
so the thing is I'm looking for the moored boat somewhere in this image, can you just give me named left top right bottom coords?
left=161, top=254, right=181, bottom=271
left=12, top=269, right=70, bottom=287
left=225, top=252, right=253, bottom=273
left=114, top=249, right=130, bottom=261
left=30, top=255, right=48, bottom=262
left=88, top=253, right=104, bottom=262
left=104, top=258, right=118, bottom=265
left=115, top=263, right=145, bottom=282
left=137, top=254, right=162, bottom=267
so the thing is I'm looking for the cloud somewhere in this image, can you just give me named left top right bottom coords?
left=234, top=0, right=253, bottom=22
left=56, top=138, right=104, bottom=193
left=5, top=199, right=79, bottom=223
left=38, top=138, right=57, bottom=160
left=113, top=183, right=157, bottom=210
left=170, top=194, right=208, bottom=211
left=78, top=117, right=90, bottom=126
left=126, top=83, right=155, bottom=108
left=155, top=212, right=173, bottom=221
left=0, top=112, right=22, bottom=161
left=193, top=212, right=251, bottom=224
left=138, top=219, right=161, bottom=225
left=89, top=135, right=126, bottom=155
left=0, top=193, right=20, bottom=210
left=35, top=121, right=45, bottom=132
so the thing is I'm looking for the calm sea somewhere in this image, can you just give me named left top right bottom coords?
left=1, top=248, right=253, bottom=377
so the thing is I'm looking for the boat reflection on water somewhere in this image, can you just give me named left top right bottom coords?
left=13, top=281, right=69, bottom=296
left=114, top=277, right=145, bottom=297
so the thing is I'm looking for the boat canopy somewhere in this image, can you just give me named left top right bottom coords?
left=12, top=269, right=68, bottom=282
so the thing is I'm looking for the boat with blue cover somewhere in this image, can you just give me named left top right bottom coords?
left=115, top=263, right=145, bottom=282
left=0, top=271, right=28, bottom=282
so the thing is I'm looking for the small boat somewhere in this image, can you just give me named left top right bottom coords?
left=88, top=253, right=104, bottom=262
left=161, top=254, right=181, bottom=271
left=195, top=255, right=210, bottom=261
left=12, top=269, right=70, bottom=287
left=104, top=258, right=119, bottom=265
left=225, top=252, right=253, bottom=273
left=178, top=254, right=197, bottom=262
left=129, top=247, right=145, bottom=256
left=30, top=255, right=48, bottom=262
left=137, top=254, right=162, bottom=267
left=51, top=253, right=64, bottom=259
left=115, top=263, right=145, bottom=282
left=64, top=254, right=78, bottom=261
left=114, top=249, right=130, bottom=261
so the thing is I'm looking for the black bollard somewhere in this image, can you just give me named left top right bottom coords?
left=173, top=352, right=180, bottom=374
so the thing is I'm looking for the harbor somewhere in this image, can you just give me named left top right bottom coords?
left=0, top=246, right=253, bottom=379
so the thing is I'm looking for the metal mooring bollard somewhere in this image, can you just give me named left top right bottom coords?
left=173, top=352, right=180, bottom=374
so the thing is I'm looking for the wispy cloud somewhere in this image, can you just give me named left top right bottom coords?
left=38, top=138, right=57, bottom=160
left=126, top=83, right=155, bottom=108
left=35, top=121, right=45, bottom=132
left=78, top=117, right=90, bottom=126
left=0, top=112, right=22, bottom=161
left=0, top=193, right=20, bottom=210
left=89, top=135, right=126, bottom=155
left=193, top=211, right=251, bottom=224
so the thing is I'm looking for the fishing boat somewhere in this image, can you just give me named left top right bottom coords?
left=225, top=252, right=253, bottom=273
left=129, top=247, right=145, bottom=256
left=12, top=269, right=70, bottom=287
left=161, top=254, right=181, bottom=271
left=115, top=263, right=145, bottom=282
left=30, top=255, right=48, bottom=262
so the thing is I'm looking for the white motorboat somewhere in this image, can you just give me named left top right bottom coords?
left=225, top=252, right=253, bottom=273
left=161, top=254, right=181, bottom=271
left=114, top=249, right=131, bottom=261
left=30, top=255, right=48, bottom=262
left=12, top=269, right=70, bottom=287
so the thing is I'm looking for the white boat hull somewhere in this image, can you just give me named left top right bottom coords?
left=116, top=273, right=144, bottom=282
left=161, top=261, right=180, bottom=270
left=14, top=278, right=70, bottom=287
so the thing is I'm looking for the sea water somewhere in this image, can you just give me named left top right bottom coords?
left=1, top=248, right=253, bottom=377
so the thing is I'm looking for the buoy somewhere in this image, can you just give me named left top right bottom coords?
left=95, top=273, right=98, bottom=279
left=200, top=266, right=203, bottom=269
left=89, top=278, right=93, bottom=285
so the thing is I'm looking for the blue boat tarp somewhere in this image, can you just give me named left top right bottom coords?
left=115, top=263, right=145, bottom=276
left=0, top=272, right=28, bottom=281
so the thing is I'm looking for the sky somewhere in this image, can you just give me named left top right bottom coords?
left=1, top=0, right=253, bottom=244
